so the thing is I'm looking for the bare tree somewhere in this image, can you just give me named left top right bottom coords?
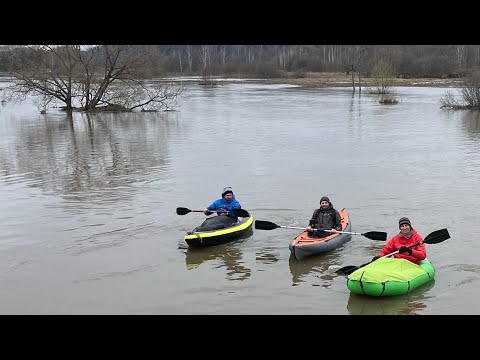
left=440, top=70, right=480, bottom=109
left=355, top=45, right=368, bottom=93
left=368, top=58, right=395, bottom=95
left=439, top=90, right=462, bottom=109
left=455, top=45, right=467, bottom=68
left=2, top=45, right=183, bottom=113
left=176, top=49, right=183, bottom=73
left=185, top=45, right=193, bottom=73
left=198, top=45, right=210, bottom=75
left=219, top=45, right=229, bottom=68
left=343, top=45, right=368, bottom=94
left=198, top=45, right=216, bottom=85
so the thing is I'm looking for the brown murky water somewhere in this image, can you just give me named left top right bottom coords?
left=1, top=79, right=479, bottom=314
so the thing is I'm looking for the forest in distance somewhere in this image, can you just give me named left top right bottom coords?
left=1, top=45, right=479, bottom=112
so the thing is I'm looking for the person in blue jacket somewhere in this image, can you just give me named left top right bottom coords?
left=200, top=187, right=242, bottom=229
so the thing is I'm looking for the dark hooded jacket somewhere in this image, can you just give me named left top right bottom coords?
left=309, top=200, right=342, bottom=232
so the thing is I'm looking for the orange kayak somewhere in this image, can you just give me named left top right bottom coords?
left=289, top=208, right=351, bottom=261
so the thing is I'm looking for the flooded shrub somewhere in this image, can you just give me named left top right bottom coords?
left=379, top=95, right=398, bottom=105
left=440, top=71, right=480, bottom=109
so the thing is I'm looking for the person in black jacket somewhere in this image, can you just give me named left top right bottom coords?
left=306, top=196, right=342, bottom=238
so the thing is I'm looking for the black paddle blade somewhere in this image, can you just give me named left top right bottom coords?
left=233, top=209, right=250, bottom=217
left=423, top=228, right=450, bottom=244
left=335, top=260, right=375, bottom=276
left=255, top=220, right=280, bottom=230
left=335, top=265, right=359, bottom=276
left=363, top=231, right=387, bottom=241
left=176, top=207, right=191, bottom=215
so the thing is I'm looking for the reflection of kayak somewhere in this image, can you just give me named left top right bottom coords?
left=185, top=247, right=225, bottom=270
left=288, top=253, right=340, bottom=286
left=347, top=257, right=435, bottom=297
left=347, top=280, right=435, bottom=315
left=289, top=208, right=351, bottom=261
left=184, top=215, right=253, bottom=247
left=184, top=246, right=252, bottom=280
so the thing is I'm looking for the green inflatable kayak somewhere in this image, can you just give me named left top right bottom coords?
left=347, top=257, right=435, bottom=297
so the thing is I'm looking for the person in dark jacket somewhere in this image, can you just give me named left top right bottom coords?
left=371, top=217, right=426, bottom=264
left=306, top=196, right=342, bottom=238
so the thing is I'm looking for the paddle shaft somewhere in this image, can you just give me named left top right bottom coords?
left=177, top=207, right=249, bottom=217
left=204, top=209, right=249, bottom=217
left=328, top=230, right=372, bottom=236
left=254, top=220, right=386, bottom=240
left=269, top=225, right=340, bottom=232
left=185, top=209, right=239, bottom=213
left=381, top=240, right=423, bottom=258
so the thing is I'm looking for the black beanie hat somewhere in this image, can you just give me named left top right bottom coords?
left=399, top=217, right=412, bottom=228
left=222, top=186, right=233, bottom=197
left=320, top=196, right=330, bottom=204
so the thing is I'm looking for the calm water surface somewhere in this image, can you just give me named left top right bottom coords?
left=1, top=79, right=479, bottom=314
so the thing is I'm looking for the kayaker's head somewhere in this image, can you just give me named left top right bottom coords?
left=399, top=217, right=412, bottom=234
left=222, top=186, right=233, bottom=199
left=320, top=196, right=331, bottom=209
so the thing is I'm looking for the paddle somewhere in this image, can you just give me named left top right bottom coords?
left=335, top=228, right=450, bottom=276
left=176, top=207, right=249, bottom=217
left=254, top=220, right=387, bottom=241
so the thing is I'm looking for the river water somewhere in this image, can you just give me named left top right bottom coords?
left=1, top=78, right=479, bottom=314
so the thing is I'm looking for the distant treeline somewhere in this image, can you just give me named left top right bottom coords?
left=1, top=45, right=479, bottom=79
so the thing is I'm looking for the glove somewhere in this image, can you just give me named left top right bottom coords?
left=398, top=246, right=412, bottom=255
left=204, top=210, right=213, bottom=216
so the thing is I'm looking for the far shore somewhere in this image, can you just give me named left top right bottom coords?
left=1, top=71, right=464, bottom=90
left=242, top=72, right=464, bottom=88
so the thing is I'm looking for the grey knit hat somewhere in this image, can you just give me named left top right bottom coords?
left=399, top=217, right=412, bottom=228
left=222, top=186, right=233, bottom=197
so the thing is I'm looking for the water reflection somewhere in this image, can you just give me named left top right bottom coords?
left=346, top=280, right=435, bottom=315
left=289, top=253, right=342, bottom=288
left=255, top=247, right=281, bottom=265
left=0, top=111, right=179, bottom=202
left=184, top=238, right=253, bottom=281
left=460, top=111, right=480, bottom=139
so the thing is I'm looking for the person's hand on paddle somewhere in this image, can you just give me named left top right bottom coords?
left=306, top=220, right=316, bottom=233
left=398, top=245, right=412, bottom=254
left=218, top=208, right=229, bottom=216
left=203, top=208, right=213, bottom=216
left=329, top=228, right=337, bottom=234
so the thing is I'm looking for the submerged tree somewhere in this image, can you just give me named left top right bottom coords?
left=368, top=58, right=395, bottom=95
left=440, top=70, right=480, bottom=109
left=343, top=45, right=368, bottom=94
left=2, top=45, right=183, bottom=113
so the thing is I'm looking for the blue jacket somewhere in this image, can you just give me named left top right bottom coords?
left=207, top=194, right=241, bottom=219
